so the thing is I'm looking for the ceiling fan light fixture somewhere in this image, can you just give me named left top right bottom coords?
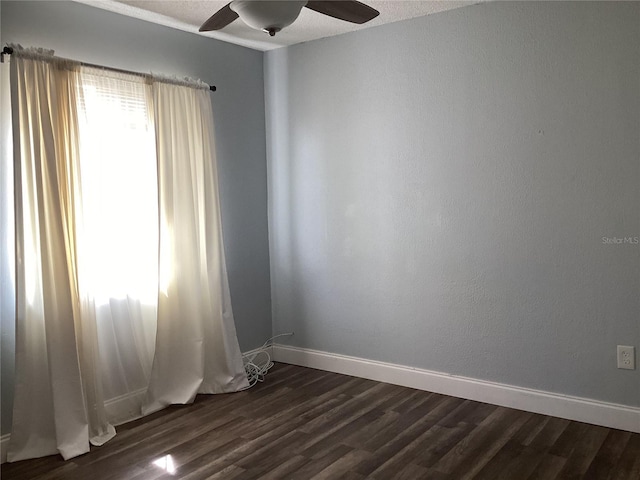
left=198, top=0, right=380, bottom=36
left=230, top=1, right=307, bottom=36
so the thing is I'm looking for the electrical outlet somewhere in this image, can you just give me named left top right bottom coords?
left=617, top=346, right=635, bottom=370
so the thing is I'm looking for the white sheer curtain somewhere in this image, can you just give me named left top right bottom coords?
left=75, top=68, right=160, bottom=425
left=9, top=50, right=115, bottom=462
left=144, top=82, right=248, bottom=415
left=8, top=47, right=248, bottom=462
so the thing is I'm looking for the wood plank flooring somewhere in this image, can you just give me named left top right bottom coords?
left=2, top=363, right=639, bottom=479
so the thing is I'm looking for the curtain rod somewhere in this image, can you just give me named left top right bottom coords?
left=1, top=46, right=217, bottom=92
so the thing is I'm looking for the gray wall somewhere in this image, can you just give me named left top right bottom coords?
left=0, top=0, right=272, bottom=434
left=0, top=0, right=15, bottom=437
left=266, top=1, right=640, bottom=407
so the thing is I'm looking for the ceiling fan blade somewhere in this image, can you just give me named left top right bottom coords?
left=305, top=0, right=379, bottom=24
left=199, top=3, right=239, bottom=32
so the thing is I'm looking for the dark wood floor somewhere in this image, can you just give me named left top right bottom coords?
left=2, top=363, right=639, bottom=480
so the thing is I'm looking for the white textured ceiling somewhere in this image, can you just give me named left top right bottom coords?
left=75, top=1, right=477, bottom=50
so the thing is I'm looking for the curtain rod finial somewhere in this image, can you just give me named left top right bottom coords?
left=1, top=46, right=13, bottom=63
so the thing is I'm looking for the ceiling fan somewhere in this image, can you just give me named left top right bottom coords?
left=199, top=1, right=380, bottom=37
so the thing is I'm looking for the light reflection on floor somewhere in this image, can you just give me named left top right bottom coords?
left=152, top=454, right=176, bottom=474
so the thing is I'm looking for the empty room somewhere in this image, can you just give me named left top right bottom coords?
left=0, top=0, right=638, bottom=479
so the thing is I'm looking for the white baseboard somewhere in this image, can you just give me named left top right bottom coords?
left=272, top=344, right=640, bottom=434
left=1, top=434, right=9, bottom=464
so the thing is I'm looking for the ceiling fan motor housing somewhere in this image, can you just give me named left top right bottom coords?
left=230, top=1, right=307, bottom=34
